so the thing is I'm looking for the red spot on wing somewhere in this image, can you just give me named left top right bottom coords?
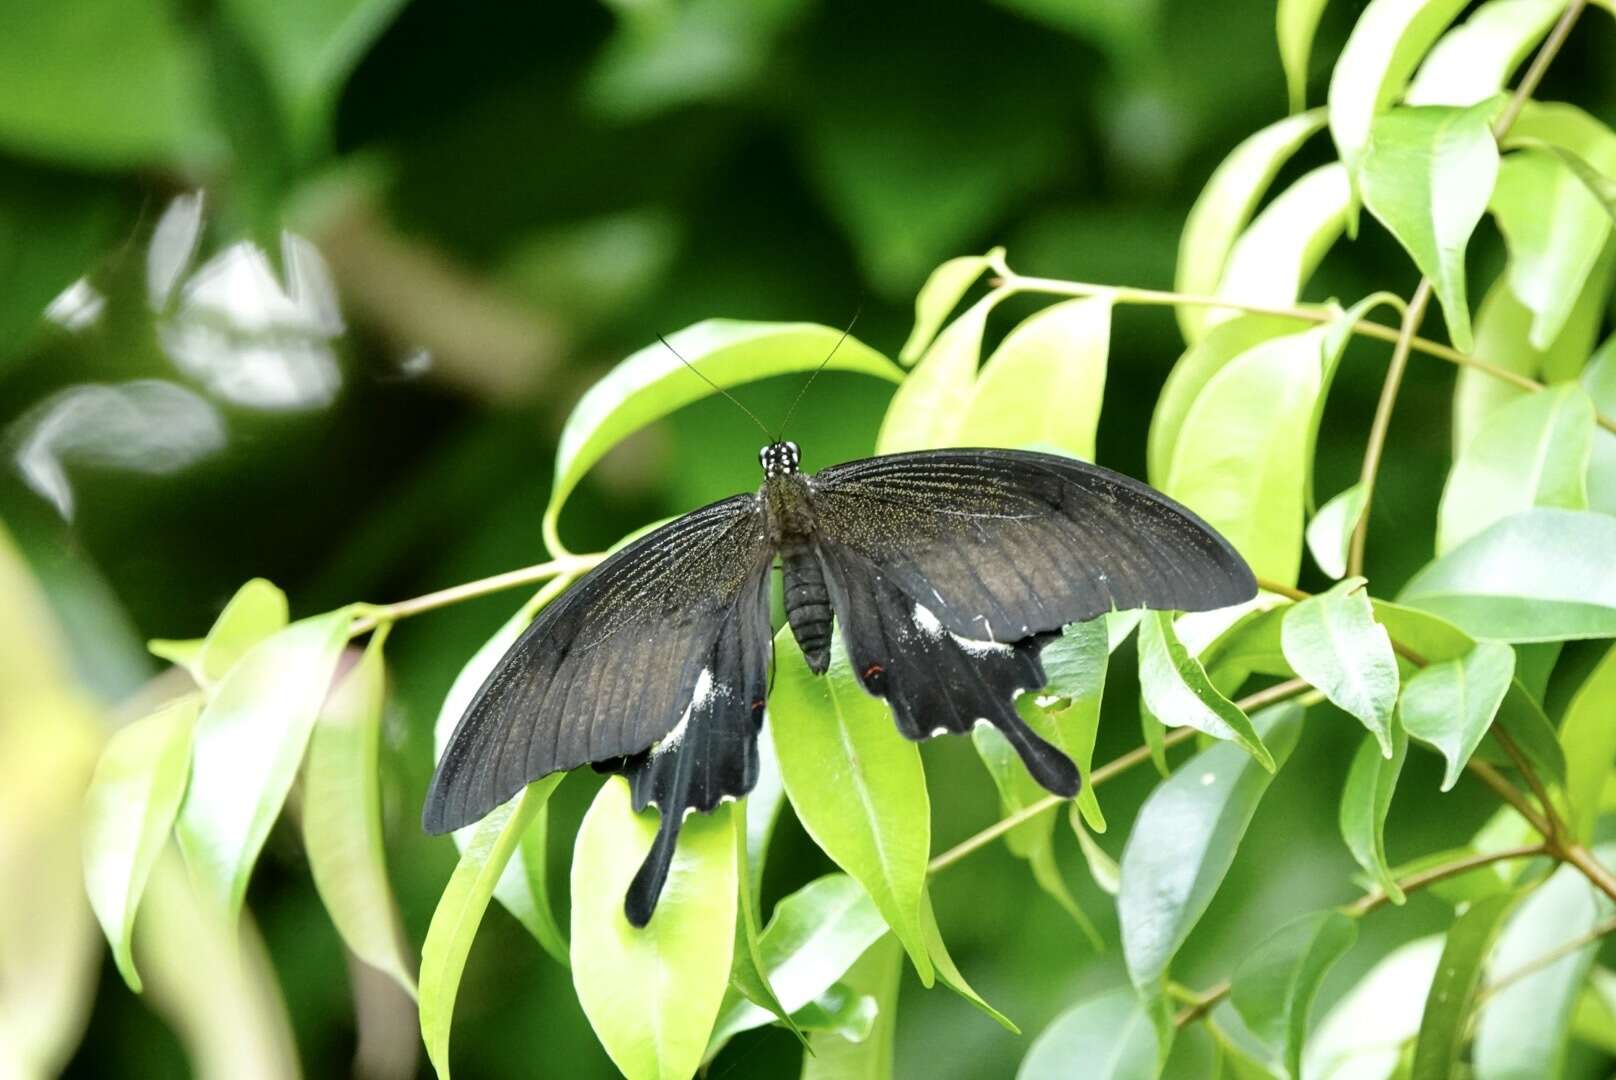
left=862, top=662, right=884, bottom=679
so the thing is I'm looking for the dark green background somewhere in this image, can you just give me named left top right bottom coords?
left=4, top=1, right=1613, bottom=1076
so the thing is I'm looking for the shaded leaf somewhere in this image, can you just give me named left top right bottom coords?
left=958, top=296, right=1112, bottom=461
left=1175, top=111, right=1326, bottom=340
left=1305, top=936, right=1443, bottom=1078
left=1559, top=645, right=1616, bottom=841
left=802, top=935, right=902, bottom=1080
left=1583, top=336, right=1616, bottom=515
left=1306, top=484, right=1367, bottom=580
left=1400, top=642, right=1515, bottom=790
left=1341, top=723, right=1409, bottom=901
left=920, top=890, right=1017, bottom=1032
left=569, top=779, right=737, bottom=1080
left=1282, top=577, right=1399, bottom=752
left=770, top=627, right=933, bottom=983
left=1411, top=891, right=1520, bottom=1080
left=1230, top=910, right=1358, bottom=1078
left=1017, top=989, right=1158, bottom=1080
left=82, top=694, right=199, bottom=992
left=1401, top=509, right=1616, bottom=641
left=174, top=607, right=353, bottom=921
left=727, top=801, right=806, bottom=1045
left=1137, top=611, right=1274, bottom=770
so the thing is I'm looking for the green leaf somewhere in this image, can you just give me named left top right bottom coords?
left=1035, top=617, right=1111, bottom=831
left=790, top=984, right=879, bottom=1042
left=570, top=779, right=737, bottom=1080
left=1306, top=484, right=1367, bottom=580
left=1401, top=509, right=1616, bottom=641
left=957, top=296, right=1112, bottom=461
left=727, top=801, right=806, bottom=1046
left=1514, top=137, right=1616, bottom=222
left=1017, top=989, right=1158, bottom=1080
left=420, top=779, right=561, bottom=1080
left=900, top=248, right=1002, bottom=365
left=1210, top=164, right=1351, bottom=328
left=1475, top=857, right=1616, bottom=1078
left=1282, top=577, right=1400, bottom=752
left=1277, top=2, right=1331, bottom=113
left=1138, top=611, right=1275, bottom=770
left=1405, top=0, right=1567, bottom=108
left=1411, top=891, right=1520, bottom=1080
left=1340, top=723, right=1409, bottom=902
left=0, top=0, right=216, bottom=168
left=1559, top=645, right=1616, bottom=841
left=1175, top=110, right=1326, bottom=340
left=1120, top=704, right=1304, bottom=1000
left=545, top=321, right=899, bottom=550
left=301, top=630, right=415, bottom=997
left=1587, top=337, right=1616, bottom=514
left=1359, top=101, right=1499, bottom=351
left=1149, top=314, right=1309, bottom=485
left=920, top=889, right=1017, bottom=1032
left=770, top=627, right=933, bottom=984
left=1164, top=326, right=1327, bottom=585
left=1438, top=385, right=1595, bottom=554
left=174, top=607, right=353, bottom=921
left=802, top=935, right=902, bottom=1080
left=876, top=294, right=996, bottom=455
left=1230, top=910, right=1358, bottom=1078
left=1326, top=0, right=1470, bottom=225
left=1305, top=936, right=1443, bottom=1078
left=1399, top=642, right=1515, bottom=790
left=150, top=577, right=288, bottom=689
left=82, top=694, right=199, bottom=992
left=220, top=0, right=406, bottom=156
left=1491, top=152, right=1613, bottom=352
left=434, top=579, right=575, bottom=963
left=1070, top=807, right=1121, bottom=895
left=706, top=873, right=887, bottom=1053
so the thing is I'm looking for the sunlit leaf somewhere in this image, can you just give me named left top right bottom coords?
left=1282, top=577, right=1399, bottom=752
left=1559, top=645, right=1616, bottom=841
left=1340, top=723, right=1409, bottom=902
left=1410, top=891, right=1519, bottom=1080
left=1399, top=642, right=1514, bottom=790
left=1401, top=509, right=1616, bottom=641
left=82, top=694, right=199, bottom=992
left=301, top=631, right=415, bottom=997
left=150, top=578, right=288, bottom=689
left=1585, top=336, right=1616, bottom=515
left=1209, top=165, right=1350, bottom=330
left=546, top=321, right=899, bottom=550
left=1475, top=856, right=1616, bottom=1078
left=1175, top=111, right=1326, bottom=340
left=1277, top=2, right=1331, bottom=113
left=174, top=607, right=353, bottom=921
left=1230, top=910, right=1357, bottom=1078
left=707, top=873, right=887, bottom=1053
left=419, top=778, right=560, bottom=1080
left=1306, top=484, right=1366, bottom=580
left=770, top=627, right=933, bottom=983
left=958, top=296, right=1112, bottom=461
left=802, top=935, right=902, bottom=1080
left=727, top=802, right=804, bottom=1044
left=1359, top=100, right=1499, bottom=351
left=1120, top=705, right=1304, bottom=1005
left=1149, top=314, right=1308, bottom=485
left=1513, top=136, right=1616, bottom=223
left=900, top=248, right=1002, bottom=365
left=1405, top=0, right=1566, bottom=107
left=1138, top=614, right=1275, bottom=771
left=1438, top=384, right=1595, bottom=555
left=1326, top=0, right=1470, bottom=224
left=1017, top=989, right=1158, bottom=1080
left=1305, top=936, right=1443, bottom=1078
left=876, top=294, right=996, bottom=454
left=569, top=782, right=737, bottom=1080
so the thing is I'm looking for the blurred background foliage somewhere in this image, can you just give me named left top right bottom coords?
left=4, top=0, right=1616, bottom=1077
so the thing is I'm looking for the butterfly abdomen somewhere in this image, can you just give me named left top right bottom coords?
left=781, top=544, right=833, bottom=673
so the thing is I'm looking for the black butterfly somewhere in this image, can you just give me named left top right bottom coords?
left=424, top=440, right=1255, bottom=927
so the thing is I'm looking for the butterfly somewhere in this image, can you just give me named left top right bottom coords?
left=423, top=435, right=1256, bottom=927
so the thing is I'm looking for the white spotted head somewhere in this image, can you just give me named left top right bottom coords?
left=759, top=440, right=801, bottom=478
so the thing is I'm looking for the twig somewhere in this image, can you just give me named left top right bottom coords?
left=348, top=554, right=604, bottom=635
left=1468, top=759, right=1556, bottom=838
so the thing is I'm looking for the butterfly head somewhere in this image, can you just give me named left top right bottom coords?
left=759, top=440, right=801, bottom=477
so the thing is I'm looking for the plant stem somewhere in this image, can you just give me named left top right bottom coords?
left=1468, top=759, right=1556, bottom=838
left=1480, top=911, right=1616, bottom=1004
left=927, top=679, right=1312, bottom=876
left=1492, top=0, right=1586, bottom=138
left=348, top=553, right=605, bottom=635
left=1256, top=578, right=1310, bottom=602
left=1174, top=842, right=1548, bottom=1028
left=1346, top=279, right=1432, bottom=578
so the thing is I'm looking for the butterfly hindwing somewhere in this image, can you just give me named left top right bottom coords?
left=423, top=493, right=773, bottom=841
left=809, top=448, right=1256, bottom=642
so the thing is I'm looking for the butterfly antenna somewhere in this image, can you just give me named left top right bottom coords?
left=778, top=304, right=861, bottom=439
left=657, top=333, right=773, bottom=440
